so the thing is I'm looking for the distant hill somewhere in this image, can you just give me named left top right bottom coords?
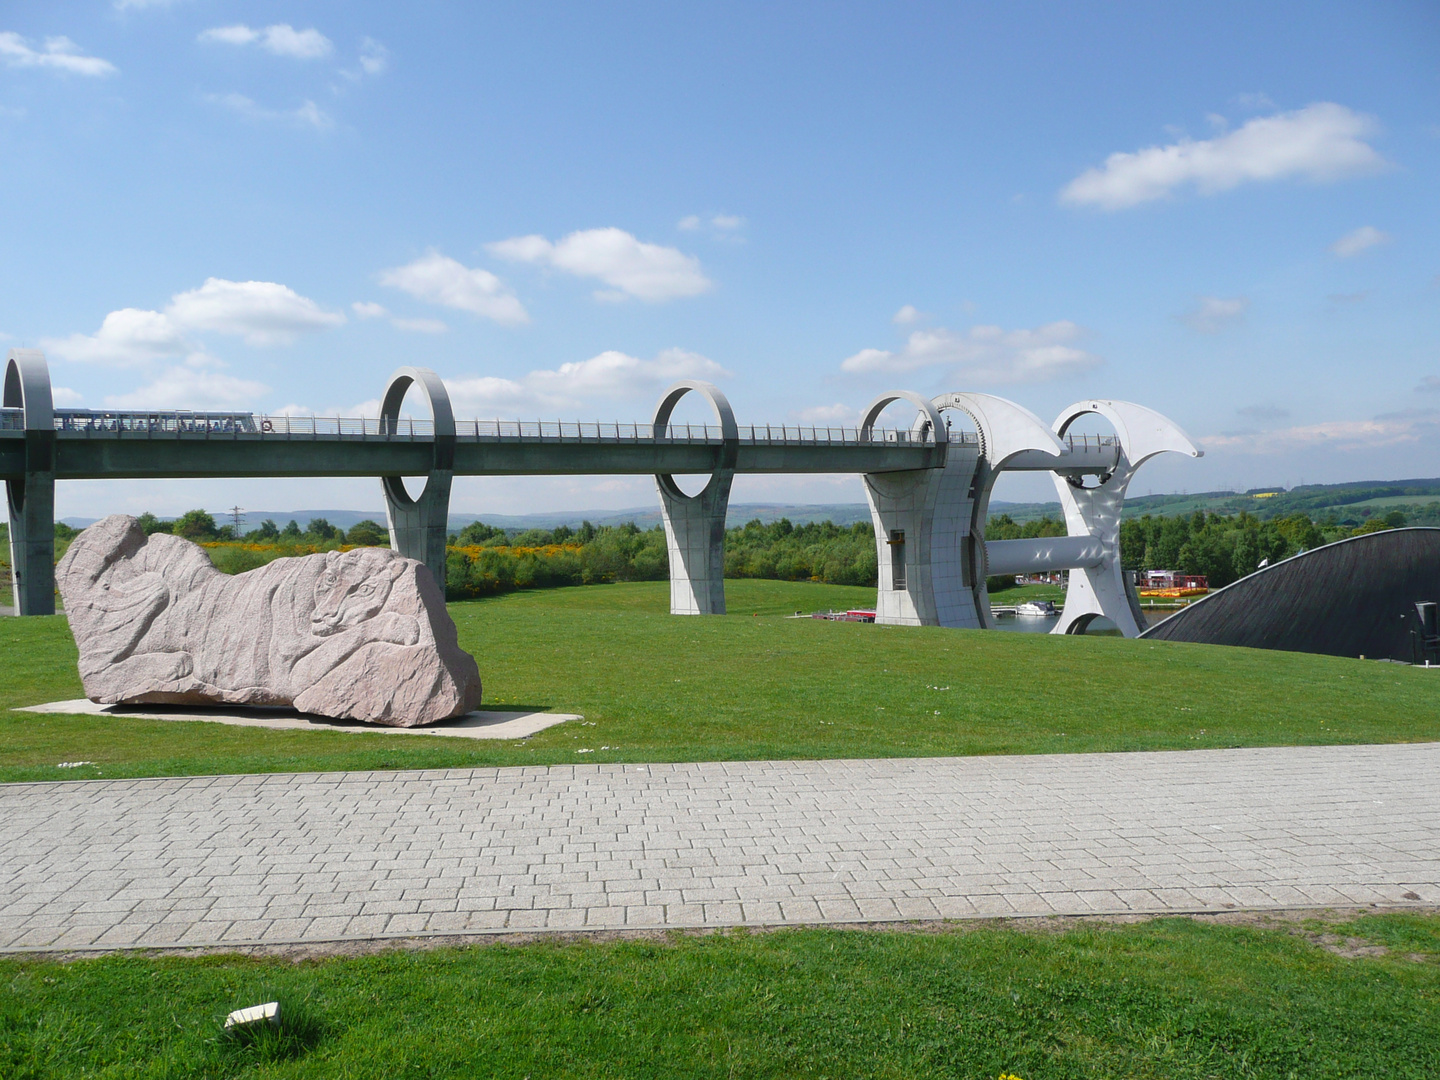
left=57, top=478, right=1440, bottom=535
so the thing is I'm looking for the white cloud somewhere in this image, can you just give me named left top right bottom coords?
left=51, top=386, right=83, bottom=406
left=677, top=215, right=701, bottom=231
left=45, top=278, right=344, bottom=364
left=104, top=361, right=270, bottom=411
left=358, top=38, right=388, bottom=75
left=1179, top=295, right=1249, bottom=333
left=199, top=24, right=332, bottom=60
left=446, top=348, right=730, bottom=416
left=840, top=322, right=1101, bottom=385
left=210, top=93, right=333, bottom=131
left=352, top=300, right=447, bottom=334
left=488, top=227, right=712, bottom=302
left=45, top=308, right=188, bottom=366
left=1331, top=225, right=1391, bottom=257
left=114, top=0, right=188, bottom=9
left=1205, top=410, right=1439, bottom=453
left=892, top=304, right=921, bottom=325
left=390, top=317, right=447, bottom=334
left=1060, top=103, right=1387, bottom=210
left=166, top=279, right=345, bottom=345
left=0, top=32, right=117, bottom=77
left=378, top=251, right=528, bottom=325
left=711, top=214, right=744, bottom=231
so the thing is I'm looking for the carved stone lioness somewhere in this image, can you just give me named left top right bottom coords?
left=56, top=515, right=482, bottom=726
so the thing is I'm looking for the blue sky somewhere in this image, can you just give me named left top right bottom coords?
left=3, top=1, right=1438, bottom=518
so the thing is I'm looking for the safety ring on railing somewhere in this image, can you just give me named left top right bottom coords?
left=261, top=419, right=273, bottom=432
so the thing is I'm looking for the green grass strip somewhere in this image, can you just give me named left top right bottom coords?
left=3, top=580, right=1438, bottom=783
left=2, top=915, right=1438, bottom=1078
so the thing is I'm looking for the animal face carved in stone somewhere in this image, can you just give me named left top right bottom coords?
left=311, top=549, right=407, bottom=637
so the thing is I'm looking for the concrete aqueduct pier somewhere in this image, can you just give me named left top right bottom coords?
left=3, top=348, right=1201, bottom=633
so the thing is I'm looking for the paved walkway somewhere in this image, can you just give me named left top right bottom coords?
left=2, top=743, right=1437, bottom=951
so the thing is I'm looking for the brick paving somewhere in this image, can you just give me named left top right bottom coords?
left=2, top=743, right=1437, bottom=951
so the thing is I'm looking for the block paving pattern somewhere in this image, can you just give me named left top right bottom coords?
left=2, top=743, right=1437, bottom=951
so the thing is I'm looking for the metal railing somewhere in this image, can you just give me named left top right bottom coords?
left=40, top=409, right=968, bottom=446
left=0, top=408, right=23, bottom=432
left=1063, top=433, right=1118, bottom=449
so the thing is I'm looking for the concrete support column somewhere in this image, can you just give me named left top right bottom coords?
left=1049, top=400, right=1202, bottom=637
left=858, top=391, right=976, bottom=627
left=653, top=381, right=738, bottom=615
left=4, top=350, right=56, bottom=616
left=380, top=367, right=455, bottom=592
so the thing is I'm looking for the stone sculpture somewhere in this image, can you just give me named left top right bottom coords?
left=55, top=515, right=482, bottom=726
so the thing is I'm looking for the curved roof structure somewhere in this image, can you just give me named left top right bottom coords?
left=1139, top=527, right=1440, bottom=662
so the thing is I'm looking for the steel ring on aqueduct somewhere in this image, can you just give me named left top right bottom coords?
left=860, top=390, right=946, bottom=446
left=651, top=380, right=739, bottom=500
left=379, top=366, right=456, bottom=507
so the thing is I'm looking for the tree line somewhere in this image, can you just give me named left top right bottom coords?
left=24, top=504, right=1420, bottom=601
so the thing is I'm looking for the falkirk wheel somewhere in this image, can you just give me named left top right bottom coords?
left=3, top=347, right=1202, bottom=635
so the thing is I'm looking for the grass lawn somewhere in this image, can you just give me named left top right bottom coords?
left=2, top=578, right=1438, bottom=782
left=3, top=914, right=1438, bottom=1078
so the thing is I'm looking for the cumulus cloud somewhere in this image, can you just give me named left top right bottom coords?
left=892, top=304, right=922, bottom=325
left=0, top=32, right=117, bottom=76
left=378, top=251, right=528, bottom=325
left=358, top=37, right=388, bottom=75
left=351, top=301, right=387, bottom=319
left=44, top=278, right=344, bottom=365
left=1331, top=225, right=1391, bottom=257
left=445, top=348, right=729, bottom=416
left=104, top=361, right=270, bottom=411
left=166, top=279, right=345, bottom=345
left=1179, top=295, right=1249, bottom=333
left=199, top=24, right=333, bottom=59
left=488, top=227, right=712, bottom=302
left=51, top=386, right=84, bottom=406
left=1205, top=410, right=1440, bottom=453
left=1060, top=103, right=1387, bottom=210
left=209, top=92, right=333, bottom=131
left=840, top=322, right=1101, bottom=385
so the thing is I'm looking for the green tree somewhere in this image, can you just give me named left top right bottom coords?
left=136, top=512, right=171, bottom=535
left=281, top=520, right=302, bottom=539
left=305, top=518, right=340, bottom=541
left=248, top=519, right=280, bottom=541
left=173, top=509, right=218, bottom=541
left=346, top=520, right=389, bottom=546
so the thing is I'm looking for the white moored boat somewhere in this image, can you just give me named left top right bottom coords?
left=1015, top=600, right=1057, bottom=617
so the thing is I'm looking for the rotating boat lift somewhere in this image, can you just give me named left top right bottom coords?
left=4, top=347, right=1201, bottom=634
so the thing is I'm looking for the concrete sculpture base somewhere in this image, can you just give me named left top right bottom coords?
left=55, top=515, right=482, bottom=727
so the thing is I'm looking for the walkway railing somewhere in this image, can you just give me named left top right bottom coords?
left=35, top=409, right=972, bottom=446
left=0, top=408, right=23, bottom=432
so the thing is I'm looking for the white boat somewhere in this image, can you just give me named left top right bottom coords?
left=1015, top=600, right=1057, bottom=617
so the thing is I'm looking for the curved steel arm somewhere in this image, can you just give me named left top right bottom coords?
left=1054, top=399, right=1203, bottom=467
left=932, top=391, right=1064, bottom=465
left=380, top=366, right=456, bottom=506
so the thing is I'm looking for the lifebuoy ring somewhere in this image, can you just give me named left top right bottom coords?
left=261, top=419, right=274, bottom=432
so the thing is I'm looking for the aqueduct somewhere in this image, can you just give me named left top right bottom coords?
left=3, top=348, right=1201, bottom=632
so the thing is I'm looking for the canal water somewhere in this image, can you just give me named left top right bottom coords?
left=992, top=614, right=1061, bottom=634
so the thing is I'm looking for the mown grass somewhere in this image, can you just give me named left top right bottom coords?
left=3, top=579, right=1438, bottom=783
left=3, top=915, right=1438, bottom=1078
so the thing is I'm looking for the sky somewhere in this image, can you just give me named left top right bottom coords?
left=3, top=1, right=1438, bottom=519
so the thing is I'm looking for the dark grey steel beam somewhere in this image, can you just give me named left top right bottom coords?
left=17, top=434, right=943, bottom=481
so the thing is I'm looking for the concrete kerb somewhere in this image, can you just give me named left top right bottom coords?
left=5, top=904, right=1436, bottom=960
